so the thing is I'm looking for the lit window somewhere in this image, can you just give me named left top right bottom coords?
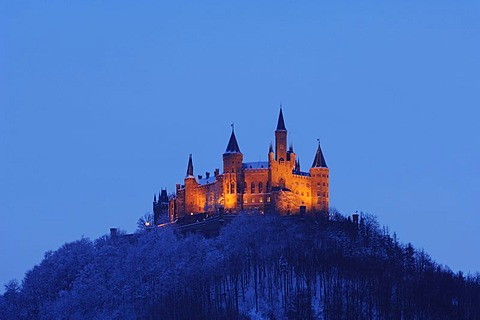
left=252, top=198, right=255, bottom=203
left=267, top=197, right=271, bottom=203
left=259, top=198, right=263, bottom=203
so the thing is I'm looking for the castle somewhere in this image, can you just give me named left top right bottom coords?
left=153, top=108, right=329, bottom=223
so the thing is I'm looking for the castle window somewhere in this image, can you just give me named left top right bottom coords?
left=259, top=198, right=263, bottom=203
left=317, top=182, right=321, bottom=187
left=230, top=182, right=235, bottom=194
left=279, top=158, right=284, bottom=164
left=317, top=192, right=321, bottom=197
left=279, top=178, right=285, bottom=189
left=323, top=182, right=325, bottom=186
left=244, top=199, right=248, bottom=204
left=252, top=198, right=255, bottom=203
left=301, top=192, right=304, bottom=196
left=232, top=168, right=235, bottom=173
left=258, top=182, right=263, bottom=193
left=266, top=196, right=271, bottom=203
left=323, top=192, right=326, bottom=197
left=251, top=182, right=255, bottom=194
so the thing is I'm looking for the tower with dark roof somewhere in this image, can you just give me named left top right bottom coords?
left=275, top=106, right=287, bottom=161
left=222, top=125, right=244, bottom=211
left=309, top=141, right=329, bottom=213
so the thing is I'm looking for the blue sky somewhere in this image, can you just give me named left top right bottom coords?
left=1, top=1, right=479, bottom=288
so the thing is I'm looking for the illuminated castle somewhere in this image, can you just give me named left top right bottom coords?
left=154, top=108, right=329, bottom=223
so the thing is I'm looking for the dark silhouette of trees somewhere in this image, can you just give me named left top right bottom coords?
left=1, top=212, right=480, bottom=319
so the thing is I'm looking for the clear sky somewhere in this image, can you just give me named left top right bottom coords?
left=1, top=1, right=479, bottom=289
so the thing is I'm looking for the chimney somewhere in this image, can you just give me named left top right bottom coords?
left=206, top=172, right=210, bottom=179
left=214, top=168, right=219, bottom=177
left=198, top=175, right=202, bottom=180
left=110, top=228, right=118, bottom=238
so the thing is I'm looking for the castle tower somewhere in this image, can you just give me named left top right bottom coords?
left=153, top=189, right=169, bottom=224
left=223, top=125, right=243, bottom=211
left=309, top=141, right=329, bottom=213
left=184, top=154, right=197, bottom=214
left=275, top=106, right=287, bottom=161
left=270, top=107, right=296, bottom=190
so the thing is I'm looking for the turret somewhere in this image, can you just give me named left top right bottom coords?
left=309, top=140, right=329, bottom=213
left=186, top=154, right=194, bottom=177
left=184, top=154, right=197, bottom=214
left=268, top=143, right=274, bottom=164
left=275, top=106, right=287, bottom=161
left=223, top=125, right=243, bottom=210
left=223, top=125, right=243, bottom=174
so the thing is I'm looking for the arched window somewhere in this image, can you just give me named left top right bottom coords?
left=251, top=182, right=255, bottom=194
left=230, top=182, right=235, bottom=194
left=279, top=178, right=285, bottom=189
left=258, top=182, right=263, bottom=193
left=279, top=157, right=284, bottom=164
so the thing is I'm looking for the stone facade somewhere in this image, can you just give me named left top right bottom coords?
left=154, top=108, right=329, bottom=222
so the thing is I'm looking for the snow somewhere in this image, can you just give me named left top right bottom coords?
left=243, top=161, right=269, bottom=170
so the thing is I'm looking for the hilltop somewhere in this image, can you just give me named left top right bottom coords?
left=1, top=212, right=479, bottom=319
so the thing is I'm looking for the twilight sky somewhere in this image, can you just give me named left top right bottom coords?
left=1, top=1, right=479, bottom=289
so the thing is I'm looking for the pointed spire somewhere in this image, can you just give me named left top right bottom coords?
left=276, top=105, right=286, bottom=131
left=225, top=123, right=241, bottom=153
left=295, top=158, right=301, bottom=172
left=153, top=193, right=157, bottom=202
left=312, top=139, right=328, bottom=168
left=160, top=189, right=168, bottom=202
left=269, top=143, right=273, bottom=153
left=186, top=154, right=194, bottom=176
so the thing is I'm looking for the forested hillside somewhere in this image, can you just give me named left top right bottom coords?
left=1, top=212, right=480, bottom=319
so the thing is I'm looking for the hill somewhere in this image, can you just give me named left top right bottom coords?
left=1, top=212, right=480, bottom=319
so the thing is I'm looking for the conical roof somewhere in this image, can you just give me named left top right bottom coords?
left=186, top=154, right=194, bottom=176
left=312, top=142, right=328, bottom=168
left=276, top=107, right=286, bottom=131
left=225, top=127, right=241, bottom=153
